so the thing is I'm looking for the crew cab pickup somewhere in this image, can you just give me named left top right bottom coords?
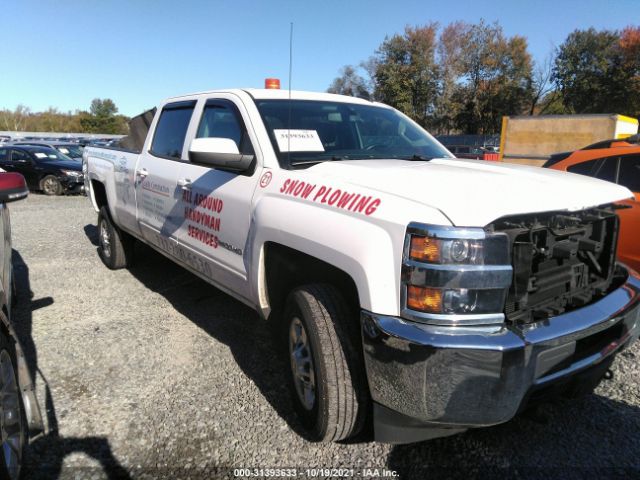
left=84, top=88, right=640, bottom=444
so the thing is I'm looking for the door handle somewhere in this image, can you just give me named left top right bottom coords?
left=136, top=168, right=148, bottom=178
left=177, top=178, right=192, bottom=190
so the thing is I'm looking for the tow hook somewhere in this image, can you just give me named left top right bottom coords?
left=603, top=369, right=614, bottom=380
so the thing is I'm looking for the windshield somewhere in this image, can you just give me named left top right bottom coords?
left=255, top=100, right=453, bottom=168
left=31, top=148, right=74, bottom=162
left=56, top=145, right=83, bottom=158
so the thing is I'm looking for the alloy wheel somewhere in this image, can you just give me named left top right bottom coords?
left=289, top=317, right=316, bottom=410
left=43, top=178, right=58, bottom=195
left=99, top=219, right=112, bottom=258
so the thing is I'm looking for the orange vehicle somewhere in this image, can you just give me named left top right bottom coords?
left=544, top=137, right=640, bottom=272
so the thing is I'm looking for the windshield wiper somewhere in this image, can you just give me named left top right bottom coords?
left=289, top=156, right=343, bottom=167
left=400, top=155, right=434, bottom=161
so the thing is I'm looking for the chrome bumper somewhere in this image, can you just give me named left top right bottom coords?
left=362, top=266, right=640, bottom=443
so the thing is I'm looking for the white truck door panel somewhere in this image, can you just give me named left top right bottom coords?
left=113, top=151, right=144, bottom=235
left=135, top=101, right=197, bottom=247
left=177, top=98, right=260, bottom=298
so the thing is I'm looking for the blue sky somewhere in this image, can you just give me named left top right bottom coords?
left=1, top=0, right=636, bottom=116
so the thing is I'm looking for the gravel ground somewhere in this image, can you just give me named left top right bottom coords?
left=7, top=194, right=640, bottom=479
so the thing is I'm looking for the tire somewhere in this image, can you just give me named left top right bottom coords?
left=97, top=206, right=134, bottom=269
left=40, top=175, right=63, bottom=196
left=283, top=284, right=368, bottom=442
left=0, top=329, right=26, bottom=480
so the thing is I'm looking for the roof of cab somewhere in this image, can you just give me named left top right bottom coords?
left=164, top=88, right=385, bottom=107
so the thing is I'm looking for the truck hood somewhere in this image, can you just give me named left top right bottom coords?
left=308, top=158, right=634, bottom=226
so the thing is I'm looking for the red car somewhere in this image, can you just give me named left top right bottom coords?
left=0, top=173, right=43, bottom=479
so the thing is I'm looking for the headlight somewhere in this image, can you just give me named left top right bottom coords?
left=402, top=223, right=512, bottom=326
left=409, top=235, right=509, bottom=265
left=61, top=170, right=83, bottom=177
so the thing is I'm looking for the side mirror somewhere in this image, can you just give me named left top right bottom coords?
left=0, top=172, right=28, bottom=203
left=188, top=137, right=254, bottom=172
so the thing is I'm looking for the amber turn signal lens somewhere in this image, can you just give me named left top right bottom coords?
left=410, top=236, right=440, bottom=263
left=407, top=285, right=442, bottom=313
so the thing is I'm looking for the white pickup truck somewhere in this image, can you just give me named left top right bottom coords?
left=84, top=88, right=640, bottom=444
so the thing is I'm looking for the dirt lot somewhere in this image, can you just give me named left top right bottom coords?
left=9, top=194, right=640, bottom=479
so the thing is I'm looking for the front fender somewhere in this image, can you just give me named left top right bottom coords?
left=250, top=195, right=449, bottom=316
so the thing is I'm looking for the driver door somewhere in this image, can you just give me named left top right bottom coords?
left=176, top=96, right=261, bottom=300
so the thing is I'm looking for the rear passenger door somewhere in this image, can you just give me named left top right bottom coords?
left=135, top=100, right=196, bottom=250
left=8, top=150, right=39, bottom=188
left=176, top=96, right=261, bottom=300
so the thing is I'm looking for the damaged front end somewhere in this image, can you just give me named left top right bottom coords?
left=489, top=205, right=620, bottom=324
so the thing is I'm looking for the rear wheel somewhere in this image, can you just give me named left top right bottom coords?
left=0, top=330, right=25, bottom=480
left=40, top=175, right=62, bottom=196
left=283, top=284, right=367, bottom=442
left=97, top=206, right=134, bottom=269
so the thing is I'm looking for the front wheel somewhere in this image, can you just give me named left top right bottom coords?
left=0, top=330, right=26, bottom=480
left=97, top=207, right=134, bottom=269
left=40, top=175, right=62, bottom=196
left=283, top=284, right=368, bottom=442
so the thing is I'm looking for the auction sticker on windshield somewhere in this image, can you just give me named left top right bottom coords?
left=274, top=129, right=324, bottom=152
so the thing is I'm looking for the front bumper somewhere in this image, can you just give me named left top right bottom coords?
left=362, top=265, right=640, bottom=443
left=61, top=175, right=85, bottom=194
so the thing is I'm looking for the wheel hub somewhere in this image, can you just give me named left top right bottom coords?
left=99, top=220, right=112, bottom=258
left=289, top=317, right=316, bottom=410
left=43, top=178, right=57, bottom=194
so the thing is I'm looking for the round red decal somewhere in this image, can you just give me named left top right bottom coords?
left=260, top=171, right=272, bottom=188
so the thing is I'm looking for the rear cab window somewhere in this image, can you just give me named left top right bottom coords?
left=150, top=100, right=196, bottom=160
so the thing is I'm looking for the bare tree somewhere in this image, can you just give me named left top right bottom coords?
left=529, top=51, right=555, bottom=114
left=327, top=65, right=371, bottom=99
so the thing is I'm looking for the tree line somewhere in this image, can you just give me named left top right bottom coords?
left=328, top=21, right=640, bottom=135
left=0, top=98, right=129, bottom=134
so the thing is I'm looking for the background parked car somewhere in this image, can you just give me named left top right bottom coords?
left=11, top=141, right=84, bottom=161
left=0, top=172, right=43, bottom=479
left=544, top=139, right=640, bottom=271
left=0, top=146, right=84, bottom=195
left=447, top=144, right=485, bottom=159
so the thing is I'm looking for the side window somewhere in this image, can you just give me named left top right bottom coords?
left=196, top=100, right=253, bottom=154
left=11, top=150, right=31, bottom=163
left=567, top=159, right=600, bottom=176
left=618, top=155, right=640, bottom=192
left=150, top=101, right=196, bottom=159
left=594, top=157, right=619, bottom=183
left=0, top=149, right=7, bottom=162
